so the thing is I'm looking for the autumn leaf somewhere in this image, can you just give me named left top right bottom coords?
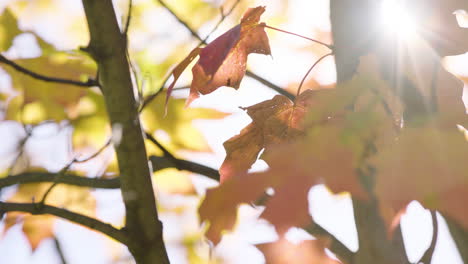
left=141, top=91, right=229, bottom=152
left=165, top=47, right=201, bottom=109
left=71, top=89, right=110, bottom=149
left=372, top=123, right=468, bottom=230
left=256, top=238, right=340, bottom=264
left=3, top=52, right=96, bottom=123
left=0, top=8, right=21, bottom=52
left=200, top=117, right=369, bottom=242
left=220, top=90, right=315, bottom=182
left=199, top=171, right=271, bottom=244
left=202, top=73, right=402, bottom=241
left=187, top=6, right=271, bottom=105
left=3, top=175, right=96, bottom=250
left=3, top=212, right=54, bottom=251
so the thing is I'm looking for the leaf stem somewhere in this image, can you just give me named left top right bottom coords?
left=263, top=25, right=333, bottom=50
left=296, top=52, right=332, bottom=97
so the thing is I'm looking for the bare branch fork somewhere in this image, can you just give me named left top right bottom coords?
left=0, top=54, right=98, bottom=87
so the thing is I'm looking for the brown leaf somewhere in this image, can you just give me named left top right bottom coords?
left=256, top=238, right=340, bottom=264
left=3, top=212, right=54, bottom=251
left=220, top=91, right=314, bottom=182
left=3, top=180, right=96, bottom=249
left=187, top=6, right=271, bottom=105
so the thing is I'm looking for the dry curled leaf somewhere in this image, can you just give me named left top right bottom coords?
left=187, top=6, right=271, bottom=105
left=220, top=90, right=315, bottom=182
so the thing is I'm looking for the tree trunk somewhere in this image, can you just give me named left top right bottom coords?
left=81, top=1, right=170, bottom=263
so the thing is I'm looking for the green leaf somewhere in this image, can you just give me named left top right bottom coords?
left=3, top=52, right=96, bottom=123
left=141, top=91, right=229, bottom=152
left=0, top=8, right=21, bottom=52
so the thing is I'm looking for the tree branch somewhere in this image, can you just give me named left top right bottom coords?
left=0, top=54, right=97, bottom=87
left=145, top=132, right=220, bottom=181
left=304, top=223, right=354, bottom=263
left=418, top=211, right=438, bottom=264
left=150, top=156, right=219, bottom=181
left=0, top=172, right=120, bottom=189
left=0, top=151, right=219, bottom=191
left=245, top=71, right=295, bottom=100
left=81, top=0, right=169, bottom=262
left=53, top=236, right=68, bottom=264
left=445, top=216, right=468, bottom=263
left=0, top=201, right=129, bottom=245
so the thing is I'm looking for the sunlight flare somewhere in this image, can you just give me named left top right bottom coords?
left=380, top=0, right=418, bottom=40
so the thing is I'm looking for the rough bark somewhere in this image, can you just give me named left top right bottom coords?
left=81, top=1, right=170, bottom=263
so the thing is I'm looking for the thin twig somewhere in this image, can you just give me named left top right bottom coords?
left=245, top=71, right=295, bottom=100
left=39, top=139, right=112, bottom=205
left=419, top=211, right=438, bottom=264
left=75, top=139, right=112, bottom=163
left=296, top=52, right=332, bottom=97
left=54, top=236, right=68, bottom=264
left=264, top=25, right=334, bottom=50
left=200, top=0, right=241, bottom=44
left=7, top=126, right=31, bottom=175
left=39, top=162, right=74, bottom=205
left=0, top=54, right=97, bottom=87
left=157, top=0, right=202, bottom=42
left=304, top=223, right=354, bottom=263
left=0, top=201, right=129, bottom=244
left=0, top=172, right=120, bottom=189
left=123, top=0, right=133, bottom=36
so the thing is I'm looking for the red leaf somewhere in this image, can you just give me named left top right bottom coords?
left=371, top=124, right=468, bottom=230
left=198, top=172, right=271, bottom=244
left=187, top=6, right=271, bottom=105
left=256, top=238, right=340, bottom=264
left=165, top=47, right=201, bottom=110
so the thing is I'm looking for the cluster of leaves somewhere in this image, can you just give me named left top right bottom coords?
left=1, top=0, right=467, bottom=262
left=165, top=4, right=468, bottom=262
left=0, top=2, right=227, bottom=254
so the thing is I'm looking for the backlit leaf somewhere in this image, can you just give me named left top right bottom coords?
left=4, top=173, right=96, bottom=250
left=372, top=123, right=468, bottom=230
left=142, top=91, right=229, bottom=152
left=187, top=6, right=271, bottom=105
left=220, top=90, right=314, bottom=182
left=256, top=238, right=340, bottom=264
left=0, top=8, right=21, bottom=52
left=3, top=52, right=96, bottom=123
